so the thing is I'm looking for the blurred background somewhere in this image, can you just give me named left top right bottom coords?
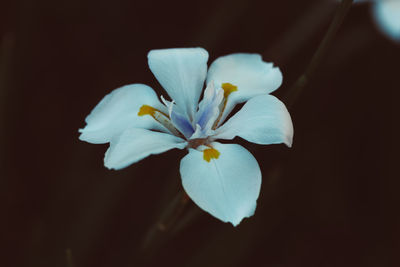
left=1, top=0, right=398, bottom=266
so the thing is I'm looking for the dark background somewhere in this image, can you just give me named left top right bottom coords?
left=1, top=0, right=398, bottom=266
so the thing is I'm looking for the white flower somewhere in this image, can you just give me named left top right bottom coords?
left=79, top=48, right=293, bottom=226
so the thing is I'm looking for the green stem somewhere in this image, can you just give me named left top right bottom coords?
left=285, top=0, right=354, bottom=107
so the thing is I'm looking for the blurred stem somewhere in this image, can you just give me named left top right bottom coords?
left=65, top=249, right=74, bottom=267
left=285, top=0, right=354, bottom=108
left=170, top=205, right=202, bottom=236
left=265, top=1, right=335, bottom=65
left=141, top=189, right=189, bottom=253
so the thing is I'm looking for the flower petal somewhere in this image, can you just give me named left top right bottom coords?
left=215, top=94, right=293, bottom=147
left=105, top=128, right=186, bottom=170
left=170, top=106, right=195, bottom=138
left=372, top=1, right=400, bottom=42
left=161, top=97, right=195, bottom=138
left=206, top=53, right=283, bottom=124
left=148, top=48, right=209, bottom=120
left=180, top=142, right=261, bottom=226
left=79, top=84, right=167, bottom=144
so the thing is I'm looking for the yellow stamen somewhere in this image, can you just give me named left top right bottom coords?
left=212, top=83, right=238, bottom=130
left=221, top=83, right=238, bottom=98
left=138, top=104, right=169, bottom=118
left=138, top=105, right=157, bottom=117
left=203, top=147, right=220, bottom=162
left=138, top=104, right=181, bottom=136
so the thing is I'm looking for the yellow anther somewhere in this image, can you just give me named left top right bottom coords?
left=203, top=147, right=220, bottom=162
left=212, top=83, right=238, bottom=130
left=138, top=105, right=156, bottom=117
left=138, top=104, right=180, bottom=136
left=221, top=83, right=238, bottom=98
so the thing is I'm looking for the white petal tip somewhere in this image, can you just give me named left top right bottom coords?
left=78, top=128, right=88, bottom=141
left=103, top=159, right=120, bottom=170
left=229, top=218, right=244, bottom=227
left=78, top=131, right=89, bottom=142
left=285, top=139, right=293, bottom=148
left=227, top=207, right=256, bottom=227
left=230, top=221, right=240, bottom=227
left=105, top=166, right=118, bottom=171
left=148, top=47, right=209, bottom=58
left=78, top=130, right=106, bottom=144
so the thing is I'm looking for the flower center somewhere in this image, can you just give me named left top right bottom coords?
left=188, top=138, right=220, bottom=163
left=187, top=138, right=209, bottom=149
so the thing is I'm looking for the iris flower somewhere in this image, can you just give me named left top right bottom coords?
left=79, top=48, right=293, bottom=226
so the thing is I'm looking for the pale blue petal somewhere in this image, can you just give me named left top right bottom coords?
left=161, top=96, right=195, bottom=138
left=180, top=142, right=261, bottom=226
left=207, top=54, right=282, bottom=96
left=189, top=124, right=204, bottom=139
left=214, top=94, right=293, bottom=147
left=372, top=1, right=400, bottom=42
left=148, top=48, right=209, bottom=120
left=79, top=84, right=167, bottom=144
left=206, top=53, right=283, bottom=125
left=105, top=128, right=186, bottom=170
left=170, top=106, right=195, bottom=138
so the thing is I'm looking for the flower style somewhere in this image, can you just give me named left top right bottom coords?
left=79, top=48, right=293, bottom=226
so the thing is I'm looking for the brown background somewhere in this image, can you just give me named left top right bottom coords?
left=1, top=0, right=397, bottom=266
